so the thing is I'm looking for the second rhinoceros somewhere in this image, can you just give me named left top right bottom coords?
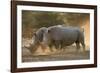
left=43, top=26, right=85, bottom=51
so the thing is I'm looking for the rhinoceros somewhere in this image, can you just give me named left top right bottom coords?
left=29, top=25, right=63, bottom=53
left=26, top=27, right=47, bottom=53
left=43, top=26, right=85, bottom=52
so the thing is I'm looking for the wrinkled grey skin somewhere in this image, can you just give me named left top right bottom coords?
left=43, top=26, right=85, bottom=51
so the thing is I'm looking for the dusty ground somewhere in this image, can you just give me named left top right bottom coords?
left=22, top=41, right=90, bottom=62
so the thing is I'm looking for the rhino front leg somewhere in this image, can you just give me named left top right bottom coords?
left=54, top=40, right=61, bottom=50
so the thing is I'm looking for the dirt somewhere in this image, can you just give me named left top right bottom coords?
left=22, top=45, right=90, bottom=62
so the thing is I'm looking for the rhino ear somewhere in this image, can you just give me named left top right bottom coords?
left=48, top=29, right=51, bottom=33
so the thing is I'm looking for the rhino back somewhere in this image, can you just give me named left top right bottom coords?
left=48, top=27, right=79, bottom=42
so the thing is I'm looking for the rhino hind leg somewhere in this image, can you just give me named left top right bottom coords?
left=75, top=41, right=80, bottom=52
left=80, top=41, right=85, bottom=52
